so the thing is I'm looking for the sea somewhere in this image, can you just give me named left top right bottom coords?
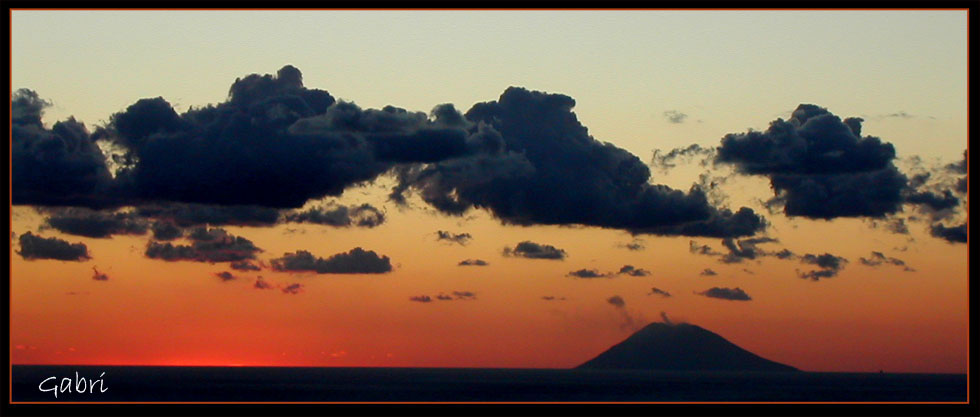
left=10, top=365, right=968, bottom=402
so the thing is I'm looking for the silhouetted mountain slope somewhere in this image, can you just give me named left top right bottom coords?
left=577, top=322, right=799, bottom=372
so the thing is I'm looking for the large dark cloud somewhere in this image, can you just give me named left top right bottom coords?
left=16, top=68, right=764, bottom=239
left=798, top=253, right=848, bottom=281
left=392, top=87, right=765, bottom=238
left=41, top=208, right=148, bottom=238
left=136, top=203, right=282, bottom=227
left=270, top=247, right=392, bottom=274
left=144, top=227, right=261, bottom=263
left=12, top=89, right=117, bottom=208
left=715, top=104, right=908, bottom=219
left=503, top=241, right=567, bottom=260
left=283, top=203, right=385, bottom=228
left=698, top=287, right=751, bottom=301
left=100, top=66, right=481, bottom=208
left=17, top=232, right=91, bottom=261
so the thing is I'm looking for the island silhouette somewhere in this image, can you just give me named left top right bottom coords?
left=577, top=319, right=799, bottom=372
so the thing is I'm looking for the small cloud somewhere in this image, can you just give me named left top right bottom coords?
left=859, top=251, right=911, bottom=271
left=409, top=295, right=433, bottom=303
left=271, top=247, right=393, bottom=274
left=435, top=293, right=453, bottom=301
left=214, top=271, right=236, bottom=281
left=617, top=239, right=645, bottom=251
left=689, top=240, right=721, bottom=256
left=607, top=295, right=626, bottom=308
left=798, top=253, right=848, bottom=280
left=254, top=276, right=274, bottom=290
left=698, top=287, right=752, bottom=301
left=930, top=222, right=967, bottom=244
left=452, top=291, right=477, bottom=300
left=663, top=110, right=688, bottom=124
left=17, top=232, right=90, bottom=261
left=284, top=203, right=385, bottom=228
left=567, top=268, right=609, bottom=279
left=648, top=287, right=671, bottom=297
left=435, top=230, right=472, bottom=245
left=230, top=260, right=261, bottom=271
left=618, top=265, right=651, bottom=277
left=503, top=241, right=567, bottom=260
left=281, top=283, right=303, bottom=295
left=145, top=227, right=262, bottom=263
left=541, top=295, right=566, bottom=301
left=458, top=259, right=489, bottom=266
left=700, top=268, right=718, bottom=276
left=91, top=266, right=109, bottom=281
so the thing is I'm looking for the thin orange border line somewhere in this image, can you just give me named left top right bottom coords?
left=6, top=7, right=973, bottom=407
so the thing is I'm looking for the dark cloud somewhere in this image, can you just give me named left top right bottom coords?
left=689, top=240, right=722, bottom=256
left=618, top=265, right=651, bottom=277
left=91, top=266, right=109, bottom=281
left=698, top=287, right=752, bottom=301
left=663, top=110, right=688, bottom=124
left=715, top=104, right=908, bottom=219
left=452, top=291, right=477, bottom=300
left=12, top=89, right=117, bottom=208
left=95, top=66, right=477, bottom=209
left=905, top=190, right=959, bottom=213
left=458, top=259, right=489, bottom=266
left=798, top=253, right=848, bottom=280
left=648, top=287, right=671, bottom=297
left=435, top=230, right=472, bottom=245
left=651, top=144, right=714, bottom=172
left=136, top=203, right=281, bottom=227
left=144, top=227, right=261, bottom=263
left=41, top=208, right=148, bottom=238
left=283, top=203, right=385, bottom=228
left=541, top=296, right=566, bottom=301
left=214, top=271, right=236, bottom=281
left=773, top=249, right=798, bottom=260
left=151, top=221, right=183, bottom=241
left=719, top=237, right=778, bottom=263
left=700, top=268, right=718, bottom=276
left=270, top=247, right=392, bottom=274
left=409, top=295, right=433, bottom=303
left=17, top=232, right=91, bottom=261
left=567, top=269, right=609, bottom=279
left=281, top=283, right=303, bottom=295
left=930, top=223, right=967, bottom=244
left=436, top=293, right=453, bottom=301
left=859, top=251, right=913, bottom=271
left=392, top=87, right=765, bottom=238
left=503, top=241, right=567, bottom=260
left=617, top=239, right=645, bottom=251
left=254, top=277, right=274, bottom=290
left=16, top=69, right=764, bottom=239
left=607, top=295, right=626, bottom=308
left=230, top=260, right=262, bottom=271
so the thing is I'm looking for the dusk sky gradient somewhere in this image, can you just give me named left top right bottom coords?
left=10, top=10, right=969, bottom=373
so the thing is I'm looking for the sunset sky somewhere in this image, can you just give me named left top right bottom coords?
left=10, top=10, right=969, bottom=373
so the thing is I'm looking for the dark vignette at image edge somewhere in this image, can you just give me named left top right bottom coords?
left=3, top=3, right=979, bottom=417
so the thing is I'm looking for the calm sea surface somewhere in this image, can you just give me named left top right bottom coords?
left=11, top=365, right=967, bottom=402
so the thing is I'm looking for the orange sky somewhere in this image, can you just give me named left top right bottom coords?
left=9, top=182, right=969, bottom=373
